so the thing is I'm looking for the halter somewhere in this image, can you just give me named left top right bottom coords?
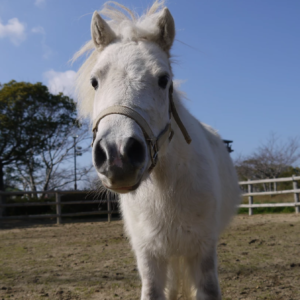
left=92, top=83, right=192, bottom=172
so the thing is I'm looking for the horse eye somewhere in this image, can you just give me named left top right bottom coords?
left=91, top=78, right=98, bottom=90
left=158, top=75, right=169, bottom=89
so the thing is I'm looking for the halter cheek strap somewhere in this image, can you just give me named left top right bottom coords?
left=91, top=83, right=191, bottom=172
left=167, top=83, right=192, bottom=144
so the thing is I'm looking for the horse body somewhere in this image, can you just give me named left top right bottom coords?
left=121, top=98, right=239, bottom=299
left=74, top=1, right=240, bottom=299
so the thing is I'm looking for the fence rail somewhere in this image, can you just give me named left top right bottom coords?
left=0, top=190, right=118, bottom=224
left=0, top=175, right=299, bottom=223
left=239, top=175, right=300, bottom=215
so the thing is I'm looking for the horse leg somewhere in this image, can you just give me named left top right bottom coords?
left=136, top=251, right=167, bottom=300
left=165, top=257, right=180, bottom=300
left=186, top=245, right=221, bottom=300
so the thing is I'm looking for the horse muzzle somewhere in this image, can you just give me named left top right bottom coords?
left=91, top=85, right=192, bottom=193
left=93, top=137, right=146, bottom=193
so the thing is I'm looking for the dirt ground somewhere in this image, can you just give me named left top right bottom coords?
left=0, top=214, right=299, bottom=300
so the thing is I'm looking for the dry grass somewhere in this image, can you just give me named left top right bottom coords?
left=0, top=214, right=300, bottom=300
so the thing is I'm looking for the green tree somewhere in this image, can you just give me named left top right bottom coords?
left=0, top=80, right=78, bottom=192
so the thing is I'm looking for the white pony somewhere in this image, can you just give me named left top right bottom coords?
left=74, top=1, right=240, bottom=299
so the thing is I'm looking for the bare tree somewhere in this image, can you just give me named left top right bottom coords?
left=14, top=121, right=93, bottom=194
left=44, top=165, right=93, bottom=191
left=235, top=133, right=300, bottom=189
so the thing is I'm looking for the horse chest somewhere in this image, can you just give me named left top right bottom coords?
left=150, top=221, right=207, bottom=257
left=122, top=199, right=209, bottom=256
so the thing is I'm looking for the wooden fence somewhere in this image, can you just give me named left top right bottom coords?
left=0, top=190, right=118, bottom=224
left=239, top=175, right=300, bottom=215
left=0, top=175, right=299, bottom=224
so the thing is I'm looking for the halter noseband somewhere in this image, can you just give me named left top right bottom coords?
left=92, top=83, right=192, bottom=172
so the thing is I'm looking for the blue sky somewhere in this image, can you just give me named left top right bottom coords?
left=0, top=0, right=299, bottom=165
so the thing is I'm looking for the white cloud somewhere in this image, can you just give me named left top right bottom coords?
left=44, top=70, right=77, bottom=98
left=31, top=26, right=52, bottom=59
left=32, top=26, right=45, bottom=35
left=35, top=0, right=46, bottom=7
left=0, top=18, right=26, bottom=45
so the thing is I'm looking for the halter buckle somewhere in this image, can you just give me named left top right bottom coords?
left=150, top=141, right=159, bottom=166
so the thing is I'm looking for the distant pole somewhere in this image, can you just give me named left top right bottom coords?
left=73, top=136, right=78, bottom=190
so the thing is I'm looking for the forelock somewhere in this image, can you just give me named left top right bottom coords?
left=101, top=1, right=166, bottom=42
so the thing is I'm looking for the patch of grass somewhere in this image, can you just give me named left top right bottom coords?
left=238, top=205, right=295, bottom=214
left=241, top=194, right=294, bottom=204
left=239, top=193, right=297, bottom=214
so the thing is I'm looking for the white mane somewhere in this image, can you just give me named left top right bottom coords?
left=73, top=0, right=168, bottom=120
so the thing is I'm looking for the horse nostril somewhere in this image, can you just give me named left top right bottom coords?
left=94, top=141, right=107, bottom=170
left=123, top=137, right=145, bottom=167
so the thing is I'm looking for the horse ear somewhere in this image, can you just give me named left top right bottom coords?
left=91, top=11, right=116, bottom=50
left=155, top=8, right=175, bottom=52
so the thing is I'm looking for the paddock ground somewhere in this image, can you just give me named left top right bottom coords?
left=0, top=214, right=299, bottom=300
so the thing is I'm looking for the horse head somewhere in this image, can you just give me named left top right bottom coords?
left=89, top=6, right=175, bottom=193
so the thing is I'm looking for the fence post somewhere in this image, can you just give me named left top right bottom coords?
left=293, top=176, right=299, bottom=214
left=56, top=192, right=62, bottom=224
left=274, top=179, right=277, bottom=192
left=0, top=194, right=3, bottom=219
left=107, top=197, right=111, bottom=223
left=248, top=179, right=253, bottom=216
